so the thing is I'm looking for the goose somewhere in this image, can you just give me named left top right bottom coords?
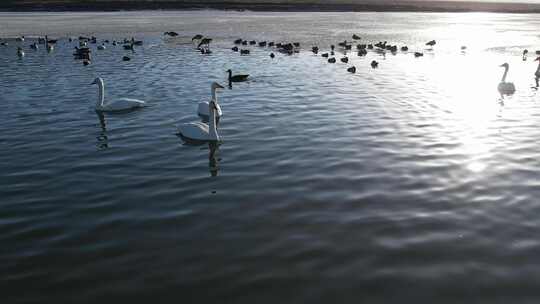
left=371, top=60, right=379, bottom=68
left=426, top=40, right=436, bottom=47
left=178, top=99, right=220, bottom=143
left=227, top=69, right=249, bottom=84
left=347, top=66, right=356, bottom=73
left=91, top=77, right=145, bottom=112
left=198, top=82, right=224, bottom=122
left=197, top=38, right=212, bottom=49
left=17, top=47, right=24, bottom=57
left=497, top=63, right=516, bottom=96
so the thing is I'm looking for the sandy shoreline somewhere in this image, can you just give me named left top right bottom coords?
left=2, top=1, right=540, bottom=13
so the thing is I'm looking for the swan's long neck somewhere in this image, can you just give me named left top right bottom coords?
left=501, top=66, right=509, bottom=83
left=536, top=61, right=540, bottom=76
left=208, top=103, right=219, bottom=141
left=96, top=80, right=105, bottom=109
left=211, top=87, right=217, bottom=101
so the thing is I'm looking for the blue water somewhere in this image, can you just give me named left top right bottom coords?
left=2, top=11, right=540, bottom=303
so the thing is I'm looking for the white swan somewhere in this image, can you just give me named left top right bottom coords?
left=90, top=77, right=146, bottom=112
left=498, top=63, right=516, bottom=95
left=178, top=99, right=220, bottom=142
left=197, top=82, right=224, bottom=121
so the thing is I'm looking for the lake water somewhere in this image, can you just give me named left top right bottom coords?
left=2, top=10, right=540, bottom=303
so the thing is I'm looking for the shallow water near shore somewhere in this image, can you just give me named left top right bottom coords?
left=2, top=11, right=540, bottom=303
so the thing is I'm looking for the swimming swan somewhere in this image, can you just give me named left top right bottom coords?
left=198, top=82, right=224, bottom=122
left=498, top=63, right=516, bottom=95
left=178, top=99, right=221, bottom=142
left=91, top=77, right=146, bottom=112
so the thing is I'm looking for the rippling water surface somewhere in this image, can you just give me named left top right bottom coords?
left=2, top=11, right=540, bottom=303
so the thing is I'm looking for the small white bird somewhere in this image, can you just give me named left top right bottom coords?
left=498, top=63, right=516, bottom=96
left=198, top=82, right=224, bottom=123
left=90, top=77, right=146, bottom=112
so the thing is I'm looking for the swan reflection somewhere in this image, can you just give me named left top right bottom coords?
left=96, top=112, right=109, bottom=150
left=208, top=141, right=220, bottom=177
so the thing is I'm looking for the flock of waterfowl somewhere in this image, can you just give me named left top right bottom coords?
left=3, top=32, right=540, bottom=143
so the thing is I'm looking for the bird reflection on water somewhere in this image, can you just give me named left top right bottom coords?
left=96, top=112, right=109, bottom=150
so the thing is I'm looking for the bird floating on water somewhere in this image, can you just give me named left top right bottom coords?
left=341, top=57, right=349, bottom=63
left=371, top=60, right=379, bottom=68
left=352, top=34, right=361, bottom=40
left=17, top=47, right=24, bottom=57
left=270, top=53, right=275, bottom=58
left=179, top=84, right=224, bottom=143
left=328, top=58, right=336, bottom=63
left=198, top=82, right=224, bottom=123
left=426, top=40, right=436, bottom=47
left=91, top=77, right=146, bottom=112
left=497, top=63, right=516, bottom=96
left=227, top=69, right=249, bottom=85
left=347, top=66, right=356, bottom=73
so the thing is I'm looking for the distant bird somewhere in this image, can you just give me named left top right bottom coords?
left=240, top=49, right=250, bottom=55
left=227, top=69, right=249, bottom=85
left=340, top=57, right=348, bottom=63
left=426, top=40, right=436, bottom=47
left=197, top=38, right=212, bottom=49
left=249, top=40, right=256, bottom=45
left=367, top=44, right=373, bottom=49
left=234, top=38, right=243, bottom=44
left=131, top=38, right=143, bottom=46
left=91, top=77, right=146, bottom=112
left=30, top=43, right=38, bottom=50
left=192, top=34, right=203, bottom=41
left=371, top=60, right=379, bottom=68
left=1, top=41, right=8, bottom=46
left=268, top=42, right=275, bottom=47
left=312, top=46, right=319, bottom=54
left=523, top=49, right=528, bottom=61
left=536, top=50, right=540, bottom=55
left=122, top=56, right=131, bottom=61
left=347, top=66, right=356, bottom=73
left=401, top=46, right=408, bottom=51
left=97, top=44, right=106, bottom=50
left=321, top=53, right=329, bottom=58
left=83, top=60, right=91, bottom=66
left=242, top=40, right=248, bottom=45
left=331, top=45, right=335, bottom=51
left=16, top=36, right=24, bottom=42
left=123, top=43, right=134, bottom=50
left=46, top=44, right=54, bottom=52
left=461, top=46, right=467, bottom=50
left=328, top=58, right=336, bottom=63
left=358, top=49, right=367, bottom=56
left=164, top=31, right=179, bottom=37
left=259, top=41, right=267, bottom=47
left=497, top=63, right=516, bottom=96
left=293, top=42, right=300, bottom=48
left=232, top=46, right=239, bottom=52
left=414, top=52, right=424, bottom=57
left=352, top=34, right=361, bottom=40
left=270, top=53, right=275, bottom=58
left=17, top=47, right=24, bottom=57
